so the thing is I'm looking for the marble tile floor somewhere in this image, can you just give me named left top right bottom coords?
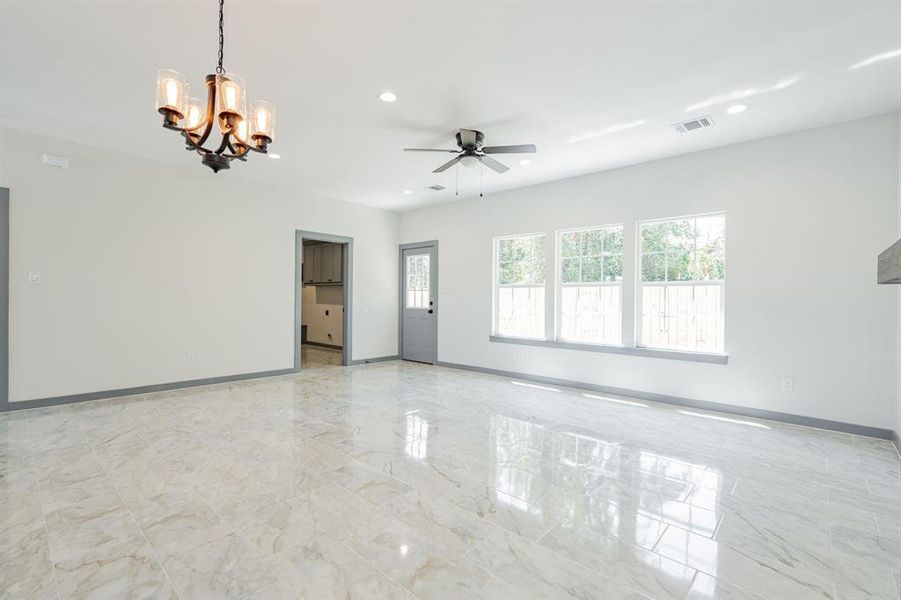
left=1, top=361, right=899, bottom=599
left=300, top=344, right=344, bottom=368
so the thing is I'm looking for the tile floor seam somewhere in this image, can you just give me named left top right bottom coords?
left=344, top=541, right=421, bottom=599
left=458, top=544, right=534, bottom=599
left=29, top=428, right=64, bottom=600
left=650, top=523, right=670, bottom=553
left=71, top=410, right=184, bottom=600
left=502, top=519, right=671, bottom=600
left=681, top=570, right=701, bottom=600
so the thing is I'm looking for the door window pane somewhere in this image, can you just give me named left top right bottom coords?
left=405, top=254, right=430, bottom=309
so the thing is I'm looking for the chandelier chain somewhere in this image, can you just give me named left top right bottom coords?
left=216, top=0, right=225, bottom=74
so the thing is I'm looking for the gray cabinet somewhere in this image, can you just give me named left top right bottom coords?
left=303, top=243, right=343, bottom=285
left=303, top=245, right=319, bottom=284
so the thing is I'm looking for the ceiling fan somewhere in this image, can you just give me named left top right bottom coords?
left=404, top=129, right=536, bottom=174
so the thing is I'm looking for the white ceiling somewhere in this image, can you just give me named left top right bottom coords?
left=2, top=1, right=900, bottom=211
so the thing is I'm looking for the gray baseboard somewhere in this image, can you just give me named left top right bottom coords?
left=435, top=361, right=894, bottom=440
left=302, top=341, right=343, bottom=350
left=2, top=367, right=300, bottom=413
left=3, top=356, right=400, bottom=414
left=351, top=355, right=398, bottom=365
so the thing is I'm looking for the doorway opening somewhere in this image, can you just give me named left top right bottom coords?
left=399, top=241, right=438, bottom=364
left=295, top=231, right=353, bottom=369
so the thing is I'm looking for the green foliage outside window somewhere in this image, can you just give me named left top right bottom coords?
left=498, top=235, right=546, bottom=285
left=560, top=226, right=624, bottom=284
left=640, top=216, right=725, bottom=282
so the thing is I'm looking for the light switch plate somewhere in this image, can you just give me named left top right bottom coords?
left=28, top=270, right=41, bottom=284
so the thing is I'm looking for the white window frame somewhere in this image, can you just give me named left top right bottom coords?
left=635, top=212, right=726, bottom=354
left=555, top=224, right=624, bottom=347
left=492, top=232, right=548, bottom=340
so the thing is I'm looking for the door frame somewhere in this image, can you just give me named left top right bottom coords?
left=296, top=230, right=353, bottom=368
left=398, top=240, right=439, bottom=364
left=0, top=188, right=8, bottom=412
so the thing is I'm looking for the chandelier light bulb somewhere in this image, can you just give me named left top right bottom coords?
left=165, top=80, right=180, bottom=107
left=155, top=69, right=188, bottom=121
left=184, top=98, right=204, bottom=130
left=216, top=73, right=246, bottom=131
left=250, top=100, right=276, bottom=143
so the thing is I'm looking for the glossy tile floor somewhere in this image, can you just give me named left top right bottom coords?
left=1, top=361, right=899, bottom=599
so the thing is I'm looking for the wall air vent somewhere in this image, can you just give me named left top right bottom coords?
left=427, top=184, right=446, bottom=191
left=672, top=115, right=714, bottom=133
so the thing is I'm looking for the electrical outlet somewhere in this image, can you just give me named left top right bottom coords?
left=780, top=377, right=794, bottom=392
left=185, top=352, right=196, bottom=364
left=28, top=270, right=41, bottom=284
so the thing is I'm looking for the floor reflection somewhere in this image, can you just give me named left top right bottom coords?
left=404, top=411, right=429, bottom=460
left=487, top=412, right=721, bottom=594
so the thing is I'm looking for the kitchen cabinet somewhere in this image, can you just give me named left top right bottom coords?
left=303, top=243, right=343, bottom=285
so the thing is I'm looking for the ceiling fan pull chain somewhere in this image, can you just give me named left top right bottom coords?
left=480, top=162, right=483, bottom=197
left=216, top=0, right=225, bottom=74
left=455, top=162, right=459, bottom=196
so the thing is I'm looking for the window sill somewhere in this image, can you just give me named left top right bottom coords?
left=488, top=335, right=729, bottom=364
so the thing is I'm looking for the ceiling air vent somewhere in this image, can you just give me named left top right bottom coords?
left=427, top=184, right=446, bottom=191
left=672, top=115, right=714, bottom=133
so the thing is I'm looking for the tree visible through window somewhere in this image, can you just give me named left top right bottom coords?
left=495, top=234, right=546, bottom=338
left=558, top=225, right=623, bottom=344
left=639, top=214, right=725, bottom=352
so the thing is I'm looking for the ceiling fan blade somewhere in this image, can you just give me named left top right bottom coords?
left=404, top=148, right=458, bottom=153
left=478, top=155, right=510, bottom=173
left=433, top=155, right=463, bottom=173
left=481, top=144, right=537, bottom=155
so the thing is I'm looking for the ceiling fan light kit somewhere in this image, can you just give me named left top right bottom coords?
left=404, top=129, right=537, bottom=177
left=155, top=0, right=275, bottom=173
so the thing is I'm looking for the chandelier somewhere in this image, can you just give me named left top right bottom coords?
left=155, top=0, right=275, bottom=173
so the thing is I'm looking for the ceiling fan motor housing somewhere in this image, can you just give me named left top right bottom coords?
left=456, top=129, right=484, bottom=150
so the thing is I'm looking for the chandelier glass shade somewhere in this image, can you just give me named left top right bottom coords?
left=155, top=0, right=275, bottom=173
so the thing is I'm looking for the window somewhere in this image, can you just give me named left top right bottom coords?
left=495, top=234, right=546, bottom=338
left=557, top=225, right=623, bottom=345
left=638, top=214, right=725, bottom=352
left=405, top=253, right=430, bottom=308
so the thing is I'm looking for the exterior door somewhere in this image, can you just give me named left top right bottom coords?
left=401, top=243, right=437, bottom=363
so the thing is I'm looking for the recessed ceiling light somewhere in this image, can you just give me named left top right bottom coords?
left=726, top=104, right=748, bottom=115
left=519, top=159, right=531, bottom=166
left=268, top=153, right=281, bottom=159
left=402, top=190, right=412, bottom=194
left=379, top=91, right=397, bottom=103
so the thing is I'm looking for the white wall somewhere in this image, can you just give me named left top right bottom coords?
left=401, top=114, right=900, bottom=430
left=301, top=285, right=343, bottom=346
left=0, top=128, right=399, bottom=403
